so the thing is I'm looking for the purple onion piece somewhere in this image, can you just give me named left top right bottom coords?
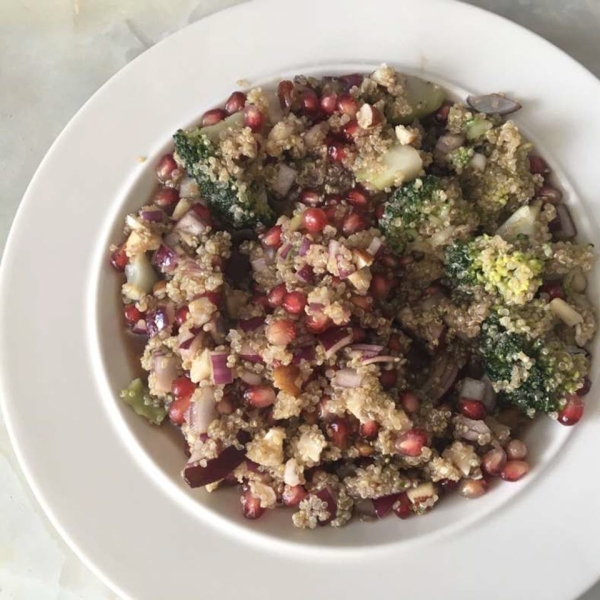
left=318, top=327, right=353, bottom=358
left=362, top=355, right=398, bottom=365
left=146, top=306, right=169, bottom=337
left=315, top=488, right=338, bottom=526
left=153, top=244, right=178, bottom=273
left=466, top=93, right=522, bottom=115
left=239, top=316, right=265, bottom=332
left=131, top=320, right=148, bottom=336
left=292, top=346, right=316, bottom=364
left=550, top=204, right=577, bottom=240
left=210, top=352, right=233, bottom=385
left=372, top=494, right=400, bottom=519
left=367, top=237, right=383, bottom=257
left=140, top=209, right=165, bottom=223
left=174, top=210, right=208, bottom=236
left=279, top=243, right=293, bottom=259
left=332, top=368, right=363, bottom=388
left=152, top=353, right=178, bottom=394
left=350, top=344, right=384, bottom=357
left=298, top=236, right=311, bottom=257
left=296, top=264, right=314, bottom=283
left=182, top=445, right=246, bottom=488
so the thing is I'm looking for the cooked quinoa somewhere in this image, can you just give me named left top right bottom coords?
left=110, top=66, right=596, bottom=527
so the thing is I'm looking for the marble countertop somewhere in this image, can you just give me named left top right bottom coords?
left=1, top=1, right=599, bottom=598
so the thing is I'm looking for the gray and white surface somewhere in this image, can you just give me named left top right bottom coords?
left=0, top=1, right=599, bottom=598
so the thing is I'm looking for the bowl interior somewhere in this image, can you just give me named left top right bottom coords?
left=92, top=65, right=597, bottom=552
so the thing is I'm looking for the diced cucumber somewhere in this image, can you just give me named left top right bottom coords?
left=356, top=144, right=423, bottom=190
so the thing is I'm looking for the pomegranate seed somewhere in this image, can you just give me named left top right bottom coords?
left=395, top=429, right=427, bottom=457
left=399, top=391, right=420, bottom=414
left=305, top=313, right=331, bottom=334
left=505, top=439, right=528, bottom=460
left=110, top=245, right=128, bottom=272
left=346, top=187, right=370, bottom=209
left=241, top=489, right=265, bottom=519
left=439, top=479, right=459, bottom=493
left=359, top=420, right=379, bottom=440
left=482, top=448, right=507, bottom=477
left=328, top=418, right=351, bottom=450
left=262, top=225, right=282, bottom=248
left=123, top=304, right=142, bottom=324
left=277, top=80, right=295, bottom=110
left=370, top=274, right=394, bottom=301
left=540, top=281, right=565, bottom=300
left=529, top=155, right=550, bottom=176
left=351, top=326, right=366, bottom=343
left=380, top=369, right=397, bottom=389
left=191, top=203, right=213, bottom=226
left=282, top=291, right=307, bottom=315
left=458, top=399, right=487, bottom=420
left=328, top=141, right=347, bottom=163
left=342, top=119, right=360, bottom=140
left=225, top=91, right=247, bottom=114
left=171, top=376, right=195, bottom=400
left=201, top=108, right=227, bottom=126
left=266, top=319, right=297, bottom=346
left=268, top=283, right=287, bottom=308
left=375, top=204, right=385, bottom=220
left=558, top=394, right=584, bottom=426
left=302, top=208, right=328, bottom=233
left=340, top=73, right=364, bottom=89
left=216, top=395, right=235, bottom=415
left=168, top=395, right=191, bottom=425
left=434, top=104, right=450, bottom=124
left=244, top=105, right=264, bottom=132
left=578, top=377, right=592, bottom=396
left=501, top=460, right=530, bottom=482
left=320, top=92, right=338, bottom=115
left=300, top=89, right=320, bottom=115
left=154, top=186, right=179, bottom=210
left=342, top=211, right=367, bottom=235
left=244, top=385, right=276, bottom=408
left=201, top=290, right=223, bottom=307
left=156, top=153, right=177, bottom=183
left=299, top=189, right=321, bottom=206
left=282, top=485, right=308, bottom=506
left=459, top=478, right=488, bottom=499
left=337, top=93, right=358, bottom=116
left=393, top=492, right=412, bottom=519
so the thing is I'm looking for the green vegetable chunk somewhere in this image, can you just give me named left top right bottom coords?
left=119, top=378, right=167, bottom=425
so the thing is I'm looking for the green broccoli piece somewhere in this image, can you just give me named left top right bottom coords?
left=173, top=115, right=274, bottom=230
left=379, top=175, right=478, bottom=253
left=479, top=313, right=588, bottom=415
left=446, top=146, right=474, bottom=173
left=119, top=378, right=167, bottom=425
left=444, top=235, right=543, bottom=305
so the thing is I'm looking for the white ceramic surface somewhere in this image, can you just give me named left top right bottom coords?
left=2, top=0, right=600, bottom=598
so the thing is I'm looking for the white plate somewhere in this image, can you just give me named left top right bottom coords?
left=2, top=0, right=600, bottom=598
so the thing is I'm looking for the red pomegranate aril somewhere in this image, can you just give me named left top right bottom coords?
left=540, top=281, right=565, bottom=300
left=201, top=108, right=227, bottom=126
left=501, top=460, right=530, bottom=482
left=346, top=187, right=370, bottom=209
left=434, top=104, right=450, bottom=124
left=370, top=274, right=393, bottom=301
left=342, top=211, right=368, bottom=235
left=201, top=290, right=223, bottom=307
left=282, top=485, right=308, bottom=507
left=395, top=429, right=427, bottom=457
left=393, top=492, right=412, bottom=519
left=254, top=294, right=270, bottom=310
left=283, top=291, right=307, bottom=315
left=244, top=105, right=264, bottom=132
left=439, top=478, right=459, bottom=493
left=262, top=225, right=282, bottom=248
left=241, top=489, right=265, bottom=519
left=359, top=420, right=379, bottom=440
left=380, top=369, right=397, bottom=389
left=244, top=385, right=276, bottom=408
left=505, top=439, right=528, bottom=461
left=482, top=448, right=507, bottom=477
left=328, top=418, right=351, bottom=450
left=267, top=283, right=287, bottom=308
left=578, top=377, right=592, bottom=396
left=266, top=319, right=296, bottom=346
left=340, top=73, right=363, bottom=89
left=342, top=119, right=360, bottom=140
left=154, top=186, right=179, bottom=211
left=459, top=478, right=488, bottom=499
left=277, top=80, right=295, bottom=109
left=458, top=398, right=487, bottom=420
left=168, top=395, right=191, bottom=425
left=337, top=93, right=358, bottom=116
left=558, top=394, right=584, bottom=426
left=299, top=189, right=321, bottom=206
left=123, top=304, right=142, bottom=324
left=328, top=141, right=348, bottom=163
left=529, top=155, right=550, bottom=176
left=172, top=376, right=195, bottom=400
left=225, top=91, right=247, bottom=114
left=375, top=204, right=385, bottom=220
left=302, top=208, right=328, bottom=233
left=305, top=313, right=331, bottom=334
left=110, top=245, right=128, bottom=272
left=399, top=391, right=420, bottom=414
left=301, top=89, right=320, bottom=115
left=156, top=153, right=178, bottom=183
left=320, top=92, right=338, bottom=115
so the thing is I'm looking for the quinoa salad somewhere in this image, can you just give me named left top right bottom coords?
left=110, top=65, right=596, bottom=528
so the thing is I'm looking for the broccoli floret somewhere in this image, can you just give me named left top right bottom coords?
left=446, top=146, right=474, bottom=173
left=120, top=378, right=167, bottom=425
left=173, top=117, right=274, bottom=230
left=445, top=235, right=543, bottom=305
left=479, top=313, right=588, bottom=415
left=379, top=175, right=478, bottom=253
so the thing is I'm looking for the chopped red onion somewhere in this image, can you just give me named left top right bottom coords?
left=420, top=353, right=458, bottom=402
left=140, top=209, right=165, bottom=223
left=239, top=316, right=265, bottom=332
left=178, top=333, right=196, bottom=350
left=333, top=368, right=363, bottom=387
left=362, top=355, right=399, bottom=365
left=146, top=306, right=170, bottom=337
left=350, top=344, right=384, bottom=357
left=240, top=370, right=262, bottom=386
left=272, top=163, right=297, bottom=196
left=207, top=315, right=227, bottom=345
left=279, top=243, right=293, bottom=259
left=293, top=346, right=316, bottom=364
left=152, top=244, right=178, bottom=273
left=131, top=320, right=148, bottom=335
left=551, top=205, right=577, bottom=240
left=372, top=494, right=400, bottom=519
left=174, top=210, right=208, bottom=236
left=367, top=237, right=383, bottom=257
left=318, top=327, right=353, bottom=358
left=296, top=264, right=314, bottom=283
left=250, top=257, right=269, bottom=272
left=179, top=333, right=203, bottom=363
left=239, top=344, right=263, bottom=364
left=298, top=237, right=311, bottom=257
left=152, top=353, right=179, bottom=394
left=183, top=445, right=246, bottom=488
left=210, top=352, right=233, bottom=385
left=308, top=302, right=324, bottom=311
left=184, top=386, right=217, bottom=434
left=315, top=488, right=337, bottom=526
